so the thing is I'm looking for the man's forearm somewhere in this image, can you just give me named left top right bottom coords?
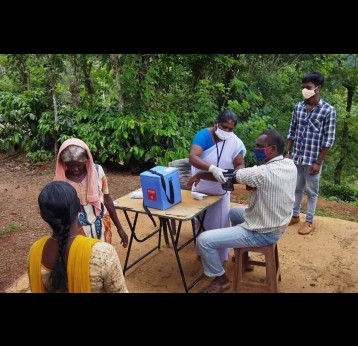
left=316, top=147, right=330, bottom=165
left=286, top=139, right=294, bottom=154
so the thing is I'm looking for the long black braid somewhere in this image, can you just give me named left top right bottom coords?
left=38, top=181, right=80, bottom=292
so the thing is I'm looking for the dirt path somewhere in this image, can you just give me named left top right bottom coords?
left=1, top=154, right=358, bottom=293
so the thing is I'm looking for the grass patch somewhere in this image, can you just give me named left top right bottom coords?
left=0, top=223, right=22, bottom=238
left=315, top=208, right=358, bottom=223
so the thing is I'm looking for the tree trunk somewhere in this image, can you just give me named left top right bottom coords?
left=192, top=60, right=204, bottom=88
left=52, top=90, right=59, bottom=155
left=225, top=54, right=241, bottom=86
left=24, top=70, right=30, bottom=91
left=109, top=54, right=124, bottom=111
left=17, top=55, right=30, bottom=91
left=69, top=55, right=80, bottom=107
left=334, top=83, right=354, bottom=184
left=7, top=55, right=31, bottom=91
left=79, top=54, right=94, bottom=95
left=137, top=54, right=150, bottom=83
left=334, top=158, right=344, bottom=185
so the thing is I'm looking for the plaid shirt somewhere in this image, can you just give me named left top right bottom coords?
left=287, top=98, right=336, bottom=165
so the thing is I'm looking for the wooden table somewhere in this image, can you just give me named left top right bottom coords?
left=114, top=189, right=222, bottom=293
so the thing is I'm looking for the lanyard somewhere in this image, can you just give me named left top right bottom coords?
left=215, top=140, right=226, bottom=167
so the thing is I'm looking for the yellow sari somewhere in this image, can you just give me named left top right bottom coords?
left=28, top=235, right=99, bottom=293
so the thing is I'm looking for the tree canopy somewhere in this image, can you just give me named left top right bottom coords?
left=0, top=54, right=357, bottom=192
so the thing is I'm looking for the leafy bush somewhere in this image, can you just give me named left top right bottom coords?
left=26, top=149, right=54, bottom=163
left=0, top=92, right=36, bottom=150
left=320, top=181, right=358, bottom=202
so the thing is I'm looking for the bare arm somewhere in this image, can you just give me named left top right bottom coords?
left=188, top=144, right=217, bottom=184
left=189, top=144, right=214, bottom=171
left=309, top=147, right=330, bottom=175
left=285, top=139, right=294, bottom=158
left=233, top=153, right=245, bottom=170
left=104, top=193, right=128, bottom=247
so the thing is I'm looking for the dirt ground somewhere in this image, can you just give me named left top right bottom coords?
left=1, top=153, right=358, bottom=293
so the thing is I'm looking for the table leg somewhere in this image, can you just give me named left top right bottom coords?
left=164, top=218, right=189, bottom=293
left=122, top=211, right=161, bottom=275
left=170, top=219, right=177, bottom=235
left=195, top=211, right=207, bottom=235
left=123, top=211, right=138, bottom=275
left=162, top=219, right=170, bottom=248
left=164, top=216, right=209, bottom=292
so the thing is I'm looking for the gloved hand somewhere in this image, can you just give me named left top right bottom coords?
left=208, top=164, right=228, bottom=184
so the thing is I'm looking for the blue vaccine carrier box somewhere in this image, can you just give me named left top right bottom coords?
left=140, top=166, right=182, bottom=210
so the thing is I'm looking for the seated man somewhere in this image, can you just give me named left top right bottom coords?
left=196, top=129, right=297, bottom=293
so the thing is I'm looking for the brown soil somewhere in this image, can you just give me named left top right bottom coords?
left=1, top=153, right=358, bottom=293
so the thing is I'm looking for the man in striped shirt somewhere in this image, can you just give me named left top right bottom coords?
left=197, top=130, right=297, bottom=293
left=286, top=72, right=336, bottom=235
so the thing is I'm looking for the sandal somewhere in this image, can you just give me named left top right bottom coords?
left=199, top=281, right=230, bottom=293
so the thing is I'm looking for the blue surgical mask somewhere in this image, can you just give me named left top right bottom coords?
left=254, top=147, right=270, bottom=163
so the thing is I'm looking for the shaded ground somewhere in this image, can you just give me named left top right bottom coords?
left=1, top=153, right=358, bottom=293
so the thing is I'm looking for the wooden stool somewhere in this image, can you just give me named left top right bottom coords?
left=232, top=243, right=281, bottom=293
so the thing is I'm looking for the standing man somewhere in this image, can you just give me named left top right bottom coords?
left=286, top=71, right=336, bottom=235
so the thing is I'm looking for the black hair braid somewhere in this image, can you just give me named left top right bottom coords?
left=38, top=181, right=81, bottom=293
left=50, top=221, right=69, bottom=292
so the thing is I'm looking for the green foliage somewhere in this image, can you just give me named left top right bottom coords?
left=320, top=181, right=358, bottom=202
left=0, top=53, right=356, bottom=186
left=328, top=55, right=358, bottom=184
left=192, top=79, right=219, bottom=125
left=46, top=107, right=194, bottom=172
left=26, top=149, right=54, bottom=163
left=234, top=113, right=274, bottom=167
left=21, top=90, right=47, bottom=115
left=0, top=92, right=36, bottom=150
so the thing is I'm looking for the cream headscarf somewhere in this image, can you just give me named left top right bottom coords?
left=54, top=138, right=102, bottom=216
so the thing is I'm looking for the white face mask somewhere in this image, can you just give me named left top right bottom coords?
left=215, top=126, right=233, bottom=141
left=302, top=87, right=317, bottom=100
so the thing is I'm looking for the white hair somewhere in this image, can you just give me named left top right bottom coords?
left=60, top=145, right=88, bottom=162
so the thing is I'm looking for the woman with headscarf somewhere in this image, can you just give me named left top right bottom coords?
left=54, top=138, right=128, bottom=246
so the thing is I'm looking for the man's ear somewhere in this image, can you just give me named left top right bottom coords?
left=270, top=145, right=277, bottom=155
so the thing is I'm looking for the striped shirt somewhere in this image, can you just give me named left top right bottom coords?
left=235, top=156, right=297, bottom=233
left=287, top=98, right=336, bottom=165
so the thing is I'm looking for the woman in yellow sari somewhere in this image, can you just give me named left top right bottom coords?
left=28, top=181, right=128, bottom=293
